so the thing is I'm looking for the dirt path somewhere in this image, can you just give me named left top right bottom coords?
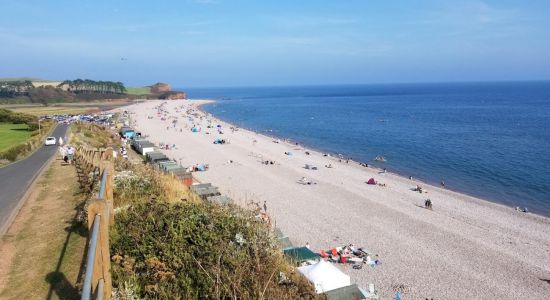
left=0, top=156, right=87, bottom=300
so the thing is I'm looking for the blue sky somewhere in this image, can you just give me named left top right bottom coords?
left=1, top=0, right=550, bottom=87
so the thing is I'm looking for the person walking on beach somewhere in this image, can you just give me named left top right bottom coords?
left=263, top=201, right=267, bottom=213
left=441, top=180, right=445, bottom=188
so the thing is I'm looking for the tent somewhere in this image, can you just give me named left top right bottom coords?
left=367, top=178, right=376, bottom=185
left=298, top=260, right=351, bottom=294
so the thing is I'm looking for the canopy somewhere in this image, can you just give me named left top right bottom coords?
left=298, top=260, right=351, bottom=294
left=367, top=178, right=376, bottom=185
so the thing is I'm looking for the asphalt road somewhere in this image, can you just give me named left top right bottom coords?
left=0, top=124, right=68, bottom=235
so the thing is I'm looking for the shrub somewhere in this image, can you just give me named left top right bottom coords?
left=110, top=202, right=320, bottom=299
left=0, top=143, right=27, bottom=161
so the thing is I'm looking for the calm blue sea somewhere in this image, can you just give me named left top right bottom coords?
left=184, top=82, right=550, bottom=216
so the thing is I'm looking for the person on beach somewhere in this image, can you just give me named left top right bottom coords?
left=441, top=180, right=445, bottom=188
left=425, top=199, right=432, bottom=210
left=263, top=201, right=267, bottom=213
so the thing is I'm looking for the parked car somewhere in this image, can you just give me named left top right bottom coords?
left=45, top=137, right=56, bottom=146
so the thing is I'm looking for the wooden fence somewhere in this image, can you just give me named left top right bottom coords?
left=74, top=147, right=114, bottom=300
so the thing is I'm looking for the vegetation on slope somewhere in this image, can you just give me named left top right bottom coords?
left=110, top=201, right=320, bottom=299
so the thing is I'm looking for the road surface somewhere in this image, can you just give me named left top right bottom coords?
left=0, top=124, right=68, bottom=236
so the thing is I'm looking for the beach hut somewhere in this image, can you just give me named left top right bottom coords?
left=297, top=260, right=351, bottom=294
left=120, top=126, right=136, bottom=139
left=324, top=284, right=374, bottom=300
left=190, top=183, right=221, bottom=200
left=180, top=172, right=193, bottom=186
left=146, top=151, right=169, bottom=163
left=132, top=139, right=155, bottom=155
left=283, top=246, right=319, bottom=265
left=206, top=195, right=232, bottom=205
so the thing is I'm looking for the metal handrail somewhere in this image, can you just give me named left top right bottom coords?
left=98, top=170, right=108, bottom=200
left=82, top=214, right=101, bottom=300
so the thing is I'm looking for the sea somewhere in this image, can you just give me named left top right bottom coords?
left=183, top=82, right=550, bottom=216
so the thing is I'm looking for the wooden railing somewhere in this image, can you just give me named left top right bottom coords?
left=74, top=147, right=114, bottom=300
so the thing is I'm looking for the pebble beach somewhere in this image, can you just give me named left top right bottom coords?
left=122, top=99, right=550, bottom=299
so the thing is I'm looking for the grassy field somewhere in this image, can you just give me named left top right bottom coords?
left=0, top=100, right=133, bottom=116
left=125, top=86, right=150, bottom=95
left=0, top=123, right=32, bottom=152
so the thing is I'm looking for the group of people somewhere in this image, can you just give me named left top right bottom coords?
left=119, top=147, right=128, bottom=159
left=424, top=198, right=433, bottom=210
left=159, top=142, right=177, bottom=150
left=59, top=142, right=75, bottom=164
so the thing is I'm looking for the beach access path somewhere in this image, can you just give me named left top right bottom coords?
left=0, top=124, right=68, bottom=236
left=124, top=100, right=550, bottom=299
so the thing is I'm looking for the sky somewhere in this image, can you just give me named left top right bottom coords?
left=1, top=0, right=550, bottom=87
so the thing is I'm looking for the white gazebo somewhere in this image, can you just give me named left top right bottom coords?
left=297, top=260, right=351, bottom=294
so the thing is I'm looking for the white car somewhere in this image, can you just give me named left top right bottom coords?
left=45, top=137, right=56, bottom=146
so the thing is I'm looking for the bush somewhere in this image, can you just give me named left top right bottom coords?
left=113, top=162, right=194, bottom=208
left=111, top=202, right=320, bottom=299
left=0, top=144, right=27, bottom=161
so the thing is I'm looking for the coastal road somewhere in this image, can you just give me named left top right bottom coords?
left=0, top=124, right=68, bottom=236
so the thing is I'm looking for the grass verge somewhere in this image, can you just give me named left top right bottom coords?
left=0, top=156, right=87, bottom=299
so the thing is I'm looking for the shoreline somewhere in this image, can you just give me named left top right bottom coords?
left=196, top=99, right=547, bottom=218
left=122, top=99, right=550, bottom=299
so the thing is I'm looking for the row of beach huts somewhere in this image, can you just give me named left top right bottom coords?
left=117, top=121, right=232, bottom=205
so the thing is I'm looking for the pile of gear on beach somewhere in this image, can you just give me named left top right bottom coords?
left=319, top=244, right=382, bottom=270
